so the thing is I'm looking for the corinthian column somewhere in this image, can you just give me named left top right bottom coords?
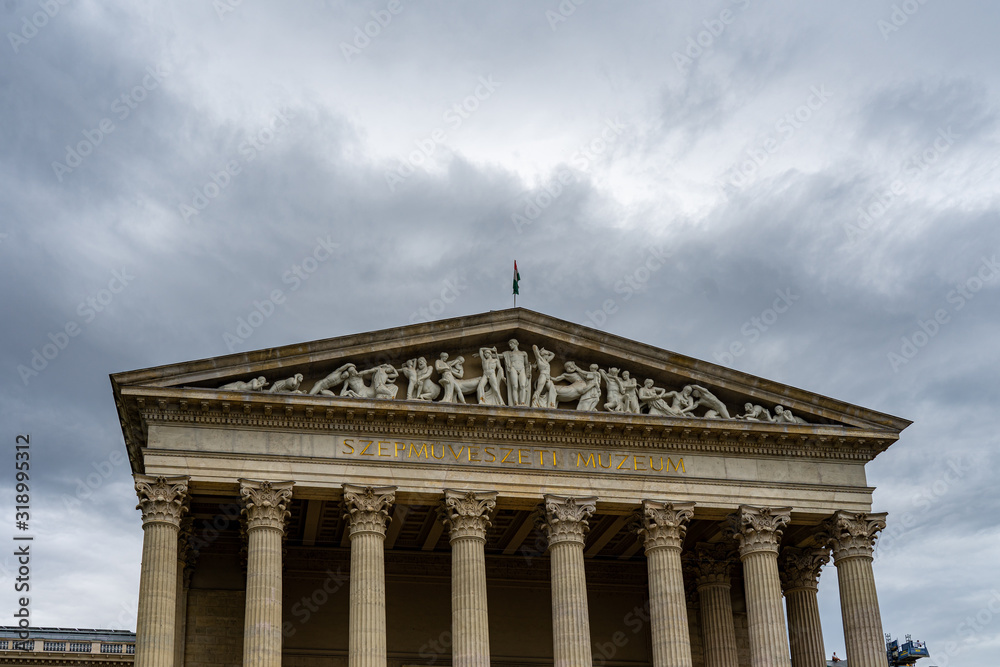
left=539, top=495, right=597, bottom=667
left=343, top=484, right=396, bottom=667
left=686, top=543, right=739, bottom=667
left=819, top=511, right=888, bottom=667
left=727, top=506, right=792, bottom=667
left=637, top=500, right=695, bottom=667
left=134, top=474, right=189, bottom=667
left=780, top=547, right=830, bottom=667
left=441, top=490, right=498, bottom=667
left=240, top=479, right=294, bottom=667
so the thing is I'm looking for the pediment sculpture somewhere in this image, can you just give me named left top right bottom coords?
left=211, top=338, right=812, bottom=424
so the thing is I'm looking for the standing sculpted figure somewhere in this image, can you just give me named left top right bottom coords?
left=475, top=347, right=505, bottom=405
left=600, top=367, right=624, bottom=412
left=619, top=370, right=640, bottom=413
left=685, top=385, right=731, bottom=419
left=530, top=345, right=557, bottom=408
left=309, top=363, right=357, bottom=395
left=500, top=339, right=531, bottom=406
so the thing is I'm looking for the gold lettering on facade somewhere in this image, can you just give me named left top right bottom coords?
left=501, top=448, right=513, bottom=463
left=359, top=440, right=374, bottom=456
left=378, top=441, right=391, bottom=457
left=342, top=438, right=355, bottom=455
left=650, top=456, right=663, bottom=472
left=468, top=446, right=481, bottom=462
left=485, top=447, right=496, bottom=462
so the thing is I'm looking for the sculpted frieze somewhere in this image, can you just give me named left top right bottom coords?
left=201, top=336, right=815, bottom=424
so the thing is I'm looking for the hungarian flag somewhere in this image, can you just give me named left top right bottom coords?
left=512, top=261, right=520, bottom=295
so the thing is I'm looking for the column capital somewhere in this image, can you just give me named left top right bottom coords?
left=441, top=489, right=498, bottom=542
left=726, top=505, right=791, bottom=558
left=343, top=484, right=396, bottom=538
left=239, top=479, right=294, bottom=532
left=134, top=474, right=189, bottom=527
left=686, top=542, right=737, bottom=588
left=637, top=500, right=695, bottom=552
left=779, top=546, right=830, bottom=592
left=539, top=495, right=597, bottom=546
left=819, top=511, right=887, bottom=562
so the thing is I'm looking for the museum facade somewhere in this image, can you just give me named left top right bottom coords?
left=110, top=309, right=909, bottom=667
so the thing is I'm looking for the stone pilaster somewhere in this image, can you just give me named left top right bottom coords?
left=343, top=484, right=396, bottom=667
left=539, top=495, right=597, bottom=667
left=819, top=511, right=888, bottom=667
left=687, top=543, right=740, bottom=667
left=780, top=547, right=830, bottom=667
left=240, top=479, right=294, bottom=667
left=134, top=474, right=189, bottom=667
left=441, top=490, right=498, bottom=667
left=637, top=500, right=695, bottom=667
left=727, top=506, right=792, bottom=667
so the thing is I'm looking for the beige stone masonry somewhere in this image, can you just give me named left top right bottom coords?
left=134, top=474, right=189, bottom=667
left=728, top=505, right=793, bottom=667
left=343, top=484, right=396, bottom=667
left=820, top=511, right=887, bottom=667
left=540, top=494, right=598, bottom=667
left=441, top=489, right=498, bottom=667
left=638, top=500, right=695, bottom=667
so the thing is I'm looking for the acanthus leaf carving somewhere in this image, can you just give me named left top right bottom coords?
left=538, top=494, right=598, bottom=546
left=636, top=500, right=695, bottom=551
left=441, top=489, right=498, bottom=542
left=239, top=479, right=294, bottom=532
left=134, top=474, right=189, bottom=527
left=818, top=511, right=887, bottom=562
left=726, top=505, right=792, bottom=558
left=342, top=484, right=396, bottom=537
left=779, top=546, right=830, bottom=591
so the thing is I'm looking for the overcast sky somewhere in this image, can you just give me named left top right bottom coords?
left=2, top=0, right=999, bottom=663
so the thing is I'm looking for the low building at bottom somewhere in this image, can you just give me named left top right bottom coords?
left=111, top=309, right=909, bottom=666
left=0, top=627, right=134, bottom=665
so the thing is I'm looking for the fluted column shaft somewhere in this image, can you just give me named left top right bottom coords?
left=344, top=485, right=396, bottom=667
left=134, top=475, right=189, bottom=667
left=540, top=495, right=597, bottom=667
left=443, top=490, right=498, bottom=667
left=698, top=580, right=740, bottom=667
left=240, top=479, right=294, bottom=667
left=821, top=511, right=888, bottom=667
left=781, top=547, right=830, bottom=667
left=728, top=506, right=792, bottom=667
left=639, top=500, right=695, bottom=667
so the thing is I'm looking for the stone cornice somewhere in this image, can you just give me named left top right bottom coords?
left=538, top=495, right=598, bottom=546
left=726, top=505, right=792, bottom=559
left=117, top=386, right=899, bottom=474
left=342, top=484, right=396, bottom=538
left=441, top=489, right=498, bottom=542
left=818, top=511, right=887, bottom=562
left=637, top=500, right=695, bottom=552
left=779, top=546, right=830, bottom=592
left=134, top=474, right=189, bottom=527
left=239, top=479, right=294, bottom=532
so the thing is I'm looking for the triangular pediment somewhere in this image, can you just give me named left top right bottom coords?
left=111, top=309, right=909, bottom=434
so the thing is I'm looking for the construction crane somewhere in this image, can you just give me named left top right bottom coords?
left=886, top=633, right=931, bottom=666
